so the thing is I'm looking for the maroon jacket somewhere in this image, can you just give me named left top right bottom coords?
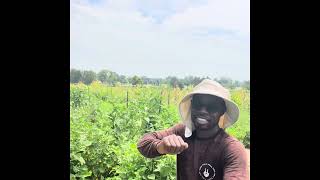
left=137, top=123, right=249, bottom=180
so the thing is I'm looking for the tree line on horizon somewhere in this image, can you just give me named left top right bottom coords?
left=70, top=69, right=250, bottom=90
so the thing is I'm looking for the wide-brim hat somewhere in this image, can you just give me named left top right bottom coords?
left=179, top=79, right=240, bottom=138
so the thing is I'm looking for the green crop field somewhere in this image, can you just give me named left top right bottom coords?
left=70, top=81, right=250, bottom=179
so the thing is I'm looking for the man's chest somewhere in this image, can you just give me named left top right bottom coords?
left=177, top=138, right=225, bottom=180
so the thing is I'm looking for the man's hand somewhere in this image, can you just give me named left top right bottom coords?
left=156, top=134, right=188, bottom=155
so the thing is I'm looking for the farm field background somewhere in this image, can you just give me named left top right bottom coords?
left=70, top=82, right=250, bottom=179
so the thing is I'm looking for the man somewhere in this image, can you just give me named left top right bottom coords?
left=137, top=79, right=249, bottom=180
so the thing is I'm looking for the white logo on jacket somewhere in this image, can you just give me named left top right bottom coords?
left=199, top=163, right=216, bottom=180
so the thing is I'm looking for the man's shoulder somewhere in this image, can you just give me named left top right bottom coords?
left=220, top=130, right=246, bottom=150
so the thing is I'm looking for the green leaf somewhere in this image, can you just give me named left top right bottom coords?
left=79, top=168, right=92, bottom=177
left=70, top=174, right=76, bottom=180
left=83, top=140, right=92, bottom=147
left=77, top=156, right=86, bottom=165
left=147, top=174, right=155, bottom=179
left=99, top=167, right=105, bottom=173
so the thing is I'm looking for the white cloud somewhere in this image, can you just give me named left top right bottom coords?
left=162, top=0, right=250, bottom=36
left=70, top=0, right=250, bottom=80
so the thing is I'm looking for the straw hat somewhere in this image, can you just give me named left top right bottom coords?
left=179, top=79, right=240, bottom=138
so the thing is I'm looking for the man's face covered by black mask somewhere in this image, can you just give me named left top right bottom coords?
left=191, top=94, right=227, bottom=130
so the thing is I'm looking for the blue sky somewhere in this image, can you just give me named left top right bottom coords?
left=70, top=0, right=250, bottom=81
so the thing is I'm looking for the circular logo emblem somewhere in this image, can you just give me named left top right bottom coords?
left=199, top=163, right=216, bottom=180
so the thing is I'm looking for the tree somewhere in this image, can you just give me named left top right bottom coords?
left=182, top=76, right=192, bottom=87
left=216, top=77, right=233, bottom=89
left=165, top=76, right=179, bottom=88
left=97, top=70, right=120, bottom=86
left=242, top=80, right=250, bottom=90
left=70, top=69, right=82, bottom=83
left=182, top=76, right=204, bottom=87
left=81, top=70, right=96, bottom=85
left=191, top=77, right=202, bottom=86
left=141, top=76, right=151, bottom=84
left=119, top=75, right=128, bottom=84
left=178, top=81, right=184, bottom=89
left=97, top=70, right=109, bottom=84
left=108, top=71, right=119, bottom=86
left=233, top=80, right=241, bottom=88
left=131, top=75, right=142, bottom=86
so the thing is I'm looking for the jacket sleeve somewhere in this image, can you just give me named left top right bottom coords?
left=223, top=140, right=249, bottom=180
left=137, top=123, right=185, bottom=158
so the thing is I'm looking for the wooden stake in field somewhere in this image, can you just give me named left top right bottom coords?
left=126, top=89, right=129, bottom=108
